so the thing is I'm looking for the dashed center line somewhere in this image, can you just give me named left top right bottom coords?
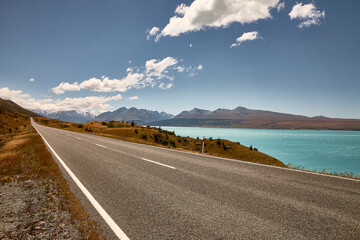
left=141, top=158, right=176, bottom=169
left=95, top=143, right=107, bottom=148
left=74, top=137, right=81, bottom=140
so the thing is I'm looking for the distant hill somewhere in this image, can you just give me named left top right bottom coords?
left=0, top=98, right=42, bottom=135
left=36, top=110, right=95, bottom=124
left=151, top=106, right=360, bottom=131
left=94, top=107, right=174, bottom=125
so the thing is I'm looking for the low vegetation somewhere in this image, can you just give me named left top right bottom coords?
left=34, top=117, right=286, bottom=167
left=0, top=98, right=104, bottom=239
left=0, top=126, right=103, bottom=239
left=287, top=163, right=360, bottom=179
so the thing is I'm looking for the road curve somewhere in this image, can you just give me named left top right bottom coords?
left=31, top=119, right=360, bottom=240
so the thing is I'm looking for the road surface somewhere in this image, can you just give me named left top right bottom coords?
left=31, top=119, right=360, bottom=239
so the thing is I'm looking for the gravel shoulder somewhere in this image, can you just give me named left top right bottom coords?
left=0, top=132, right=103, bottom=240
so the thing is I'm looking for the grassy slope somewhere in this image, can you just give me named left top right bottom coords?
left=0, top=99, right=103, bottom=239
left=34, top=117, right=286, bottom=168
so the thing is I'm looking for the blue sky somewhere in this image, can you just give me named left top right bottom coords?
left=0, top=0, right=359, bottom=118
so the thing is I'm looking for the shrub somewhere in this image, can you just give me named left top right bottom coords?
left=134, top=129, right=138, bottom=134
left=153, top=133, right=161, bottom=143
left=169, top=139, right=176, bottom=147
left=77, top=124, right=83, bottom=128
left=107, top=122, right=115, bottom=128
left=101, top=121, right=107, bottom=125
left=217, top=138, right=221, bottom=145
left=131, top=121, right=135, bottom=127
left=141, top=133, right=148, bottom=140
left=249, top=145, right=253, bottom=150
left=85, top=127, right=92, bottom=132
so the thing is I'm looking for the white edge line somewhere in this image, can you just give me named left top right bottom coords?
left=95, top=143, right=107, bottom=148
left=31, top=119, right=130, bottom=240
left=141, top=158, right=176, bottom=170
left=75, top=137, right=81, bottom=140
left=33, top=120, right=360, bottom=182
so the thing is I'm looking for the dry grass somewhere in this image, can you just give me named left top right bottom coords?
left=34, top=117, right=286, bottom=168
left=0, top=130, right=104, bottom=239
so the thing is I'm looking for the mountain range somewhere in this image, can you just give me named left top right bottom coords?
left=36, top=107, right=174, bottom=124
left=94, top=107, right=174, bottom=125
left=150, top=106, right=360, bottom=130
left=4, top=99, right=360, bottom=130
left=36, top=110, right=96, bottom=124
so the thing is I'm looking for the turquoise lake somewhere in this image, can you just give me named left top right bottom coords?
left=159, top=126, right=360, bottom=176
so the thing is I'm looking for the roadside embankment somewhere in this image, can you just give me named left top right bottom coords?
left=0, top=127, right=103, bottom=239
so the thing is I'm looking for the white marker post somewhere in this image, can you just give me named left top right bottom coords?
left=202, top=136, right=205, bottom=154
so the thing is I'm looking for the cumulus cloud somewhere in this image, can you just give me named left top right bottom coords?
left=145, top=57, right=178, bottom=80
left=197, top=65, right=203, bottom=70
left=52, top=82, right=81, bottom=94
left=128, top=96, right=138, bottom=100
left=150, top=0, right=280, bottom=40
left=230, top=31, right=262, bottom=48
left=0, top=87, right=122, bottom=113
left=289, top=2, right=325, bottom=28
left=29, top=78, right=35, bottom=82
left=51, top=57, right=199, bottom=94
left=189, top=43, right=192, bottom=47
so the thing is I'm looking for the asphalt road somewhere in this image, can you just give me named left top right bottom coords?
left=31, top=119, right=360, bottom=240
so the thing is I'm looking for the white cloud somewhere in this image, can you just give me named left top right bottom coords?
left=52, top=82, right=81, bottom=95
left=29, top=78, right=35, bottom=82
left=177, top=66, right=185, bottom=72
left=78, top=72, right=145, bottom=93
left=159, top=83, right=173, bottom=90
left=0, top=87, right=122, bottom=113
left=0, top=87, right=31, bottom=100
left=145, top=56, right=178, bottom=80
left=189, top=43, right=192, bottom=47
left=230, top=31, right=261, bottom=48
left=175, top=3, right=189, bottom=16
left=151, top=0, right=280, bottom=40
left=186, top=65, right=202, bottom=77
left=51, top=57, right=200, bottom=94
left=128, top=96, right=138, bottom=100
left=289, top=2, right=325, bottom=28
left=277, top=2, right=285, bottom=12
left=147, top=26, right=160, bottom=40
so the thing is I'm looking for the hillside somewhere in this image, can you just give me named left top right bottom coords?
left=0, top=98, right=42, bottom=135
left=151, top=106, right=360, bottom=130
left=94, top=107, right=174, bottom=125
